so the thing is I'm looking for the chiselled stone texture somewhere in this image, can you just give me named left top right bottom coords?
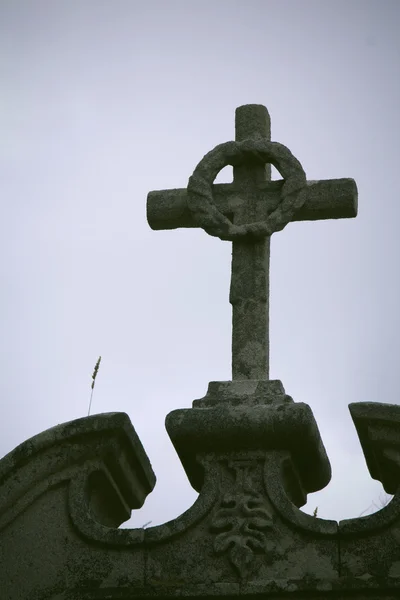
left=210, top=459, right=275, bottom=579
left=349, top=402, right=400, bottom=495
left=147, top=178, right=358, bottom=232
left=0, top=413, right=156, bottom=599
left=148, top=104, right=357, bottom=380
left=166, top=380, right=331, bottom=499
left=2, top=402, right=400, bottom=598
left=3, top=104, right=400, bottom=599
left=339, top=403, right=400, bottom=580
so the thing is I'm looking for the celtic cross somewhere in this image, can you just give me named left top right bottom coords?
left=147, top=105, right=357, bottom=380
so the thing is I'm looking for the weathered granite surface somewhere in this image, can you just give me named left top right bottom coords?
left=1, top=399, right=400, bottom=599
left=148, top=104, right=357, bottom=381
left=2, top=105, right=399, bottom=599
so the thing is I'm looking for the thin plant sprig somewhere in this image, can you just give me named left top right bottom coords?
left=88, top=356, right=102, bottom=416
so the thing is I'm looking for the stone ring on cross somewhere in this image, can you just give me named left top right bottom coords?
left=187, top=139, right=308, bottom=241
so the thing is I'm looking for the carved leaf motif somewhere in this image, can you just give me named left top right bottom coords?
left=211, top=491, right=274, bottom=578
left=230, top=542, right=254, bottom=579
left=214, top=533, right=241, bottom=554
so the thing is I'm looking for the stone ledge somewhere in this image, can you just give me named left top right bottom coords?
left=349, top=402, right=400, bottom=495
left=193, top=380, right=293, bottom=407
left=0, top=412, right=156, bottom=530
left=54, top=576, right=400, bottom=599
left=166, top=399, right=331, bottom=495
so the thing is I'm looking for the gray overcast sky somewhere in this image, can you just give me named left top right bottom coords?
left=1, top=0, right=399, bottom=527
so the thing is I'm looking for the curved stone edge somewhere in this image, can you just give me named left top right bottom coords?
left=187, top=138, right=307, bottom=240
left=339, top=488, right=400, bottom=535
left=0, top=465, right=78, bottom=532
left=166, top=402, right=331, bottom=497
left=349, top=402, right=400, bottom=495
left=257, top=449, right=400, bottom=584
left=336, top=402, right=400, bottom=536
left=264, top=450, right=338, bottom=535
left=144, top=455, right=218, bottom=544
left=264, top=448, right=400, bottom=538
left=69, top=455, right=219, bottom=546
left=0, top=412, right=156, bottom=531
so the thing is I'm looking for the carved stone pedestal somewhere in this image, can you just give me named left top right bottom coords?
left=2, top=382, right=400, bottom=599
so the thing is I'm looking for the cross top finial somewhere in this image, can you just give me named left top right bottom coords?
left=187, top=105, right=308, bottom=242
left=147, top=105, right=357, bottom=380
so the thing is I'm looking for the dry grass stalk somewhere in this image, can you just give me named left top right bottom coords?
left=88, top=356, right=102, bottom=416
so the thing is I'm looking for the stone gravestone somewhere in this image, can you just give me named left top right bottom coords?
left=1, top=105, right=400, bottom=600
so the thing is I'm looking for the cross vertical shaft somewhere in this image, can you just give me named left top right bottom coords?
left=147, top=104, right=358, bottom=382
left=230, top=105, right=271, bottom=380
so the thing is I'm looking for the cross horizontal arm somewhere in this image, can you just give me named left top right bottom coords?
left=147, top=178, right=357, bottom=232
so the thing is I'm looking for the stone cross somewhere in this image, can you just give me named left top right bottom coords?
left=147, top=105, right=357, bottom=380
